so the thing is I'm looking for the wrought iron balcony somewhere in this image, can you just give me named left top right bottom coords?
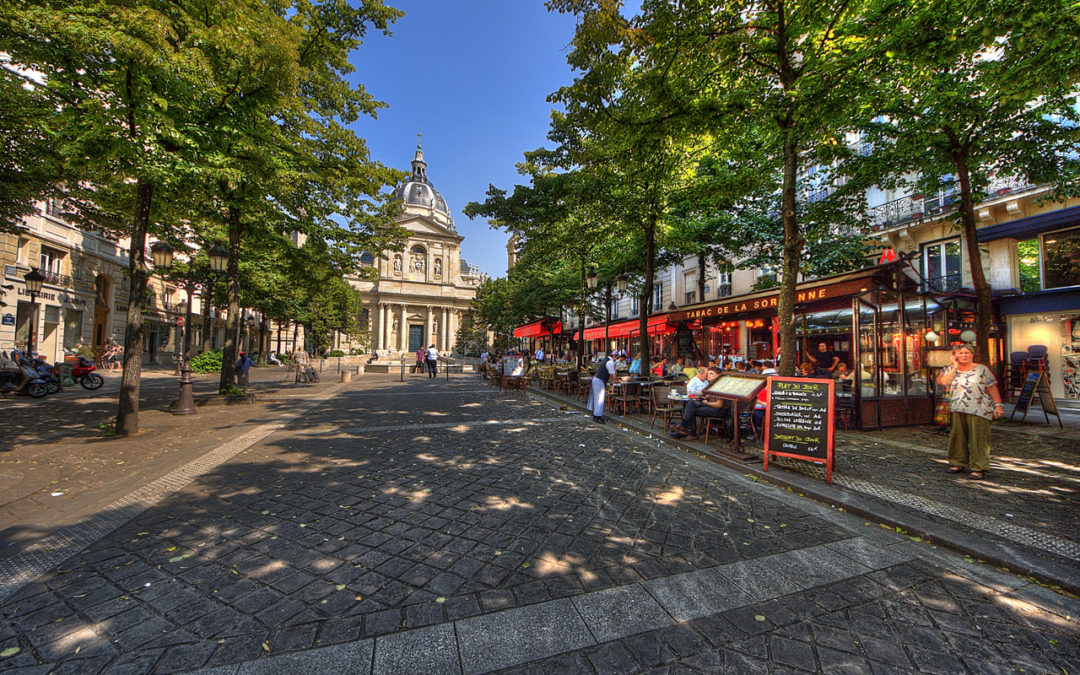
left=920, top=273, right=962, bottom=294
left=41, top=270, right=73, bottom=287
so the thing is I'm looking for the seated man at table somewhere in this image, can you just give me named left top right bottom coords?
left=670, top=366, right=727, bottom=440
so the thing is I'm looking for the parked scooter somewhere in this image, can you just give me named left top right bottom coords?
left=26, top=356, right=62, bottom=394
left=0, top=363, right=49, bottom=398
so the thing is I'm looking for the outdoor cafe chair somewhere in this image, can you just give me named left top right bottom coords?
left=611, top=381, right=641, bottom=416
left=649, top=384, right=680, bottom=432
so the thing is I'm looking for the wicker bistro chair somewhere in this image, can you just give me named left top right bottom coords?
left=649, top=384, right=681, bottom=432
left=610, top=381, right=641, bottom=416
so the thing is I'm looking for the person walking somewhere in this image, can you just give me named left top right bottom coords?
left=586, top=353, right=616, bottom=423
left=415, top=347, right=425, bottom=374
left=935, top=344, right=1004, bottom=479
left=425, top=344, right=439, bottom=377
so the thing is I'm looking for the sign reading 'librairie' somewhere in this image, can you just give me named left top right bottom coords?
left=763, top=377, right=836, bottom=482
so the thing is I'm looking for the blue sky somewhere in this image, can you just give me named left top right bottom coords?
left=347, top=1, right=579, bottom=278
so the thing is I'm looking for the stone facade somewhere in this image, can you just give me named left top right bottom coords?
left=347, top=142, right=481, bottom=358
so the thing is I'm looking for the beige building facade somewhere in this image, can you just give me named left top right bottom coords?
left=349, top=142, right=481, bottom=357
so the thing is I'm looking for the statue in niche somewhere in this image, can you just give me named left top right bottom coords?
left=433, top=258, right=442, bottom=279
left=393, top=256, right=402, bottom=273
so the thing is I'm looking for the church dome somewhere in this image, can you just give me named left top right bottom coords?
left=390, top=139, right=454, bottom=230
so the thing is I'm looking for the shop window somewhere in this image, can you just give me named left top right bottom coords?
left=64, top=310, right=84, bottom=350
left=1043, top=227, right=1080, bottom=290
left=921, top=239, right=961, bottom=292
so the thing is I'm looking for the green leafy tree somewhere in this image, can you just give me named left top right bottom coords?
left=855, top=0, right=1080, bottom=364
left=550, top=0, right=897, bottom=375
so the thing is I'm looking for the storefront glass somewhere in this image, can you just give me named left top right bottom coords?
left=858, top=302, right=879, bottom=399
left=1043, top=226, right=1080, bottom=290
left=1063, top=314, right=1080, bottom=400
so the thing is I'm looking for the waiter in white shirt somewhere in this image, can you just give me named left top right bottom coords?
left=586, top=353, right=617, bottom=424
left=534, top=347, right=545, bottom=363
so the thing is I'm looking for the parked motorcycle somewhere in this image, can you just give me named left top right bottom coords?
left=70, top=356, right=104, bottom=390
left=0, top=364, right=49, bottom=398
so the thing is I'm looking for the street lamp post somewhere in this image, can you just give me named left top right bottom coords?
left=23, top=268, right=45, bottom=358
left=152, top=243, right=228, bottom=415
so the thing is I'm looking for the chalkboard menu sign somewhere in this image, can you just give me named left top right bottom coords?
left=1010, top=370, right=1062, bottom=427
left=1012, top=372, right=1040, bottom=413
left=763, top=377, right=835, bottom=482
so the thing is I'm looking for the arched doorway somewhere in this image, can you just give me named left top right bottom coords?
left=93, top=275, right=111, bottom=358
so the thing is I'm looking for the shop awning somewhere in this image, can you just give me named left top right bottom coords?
left=977, top=204, right=1080, bottom=242
left=998, top=287, right=1080, bottom=315
left=580, top=314, right=676, bottom=341
left=513, top=318, right=562, bottom=339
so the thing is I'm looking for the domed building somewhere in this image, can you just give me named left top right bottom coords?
left=347, top=139, right=483, bottom=356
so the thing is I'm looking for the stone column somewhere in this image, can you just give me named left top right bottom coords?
left=398, top=304, right=407, bottom=351
left=376, top=304, right=384, bottom=350
left=383, top=304, right=392, bottom=351
left=448, top=309, right=457, bottom=354
left=442, top=307, right=450, bottom=351
left=425, top=306, right=433, bottom=350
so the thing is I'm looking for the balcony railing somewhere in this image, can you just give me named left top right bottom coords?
left=920, top=273, right=962, bottom=294
left=869, top=194, right=927, bottom=231
left=869, top=177, right=1039, bottom=232
left=41, top=269, right=73, bottom=287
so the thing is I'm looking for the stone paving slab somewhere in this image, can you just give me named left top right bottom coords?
left=529, top=384, right=1080, bottom=594
left=0, top=375, right=1077, bottom=673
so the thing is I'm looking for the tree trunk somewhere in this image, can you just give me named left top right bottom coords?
left=577, top=258, right=587, bottom=369
left=697, top=253, right=706, bottom=300
left=219, top=206, right=242, bottom=391
left=114, top=180, right=154, bottom=436
left=639, top=216, right=656, bottom=376
left=954, top=155, right=993, bottom=366
left=776, top=129, right=803, bottom=377
left=201, top=292, right=212, bottom=353
left=292, top=320, right=299, bottom=354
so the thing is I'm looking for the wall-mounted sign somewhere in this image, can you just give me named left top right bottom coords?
left=3, top=265, right=17, bottom=278
left=1, top=314, right=14, bottom=326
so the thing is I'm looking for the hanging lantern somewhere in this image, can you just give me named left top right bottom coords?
left=959, top=330, right=976, bottom=343
left=924, top=330, right=939, bottom=343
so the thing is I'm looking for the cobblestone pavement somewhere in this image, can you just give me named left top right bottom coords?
left=0, top=366, right=341, bottom=545
left=741, top=419, right=1080, bottom=573
left=0, top=375, right=1077, bottom=673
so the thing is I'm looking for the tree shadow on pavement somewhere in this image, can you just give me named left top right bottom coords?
left=1, top=378, right=1076, bottom=673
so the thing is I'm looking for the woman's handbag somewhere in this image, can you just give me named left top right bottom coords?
left=933, top=396, right=951, bottom=426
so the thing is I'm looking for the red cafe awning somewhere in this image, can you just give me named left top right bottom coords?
left=513, top=318, right=563, bottom=339
left=580, top=314, right=676, bottom=341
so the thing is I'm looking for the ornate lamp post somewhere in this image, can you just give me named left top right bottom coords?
left=23, top=268, right=45, bottom=357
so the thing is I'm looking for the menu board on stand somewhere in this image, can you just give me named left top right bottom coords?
left=702, top=374, right=767, bottom=460
left=763, top=377, right=835, bottom=482
left=1010, top=371, right=1062, bottom=427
